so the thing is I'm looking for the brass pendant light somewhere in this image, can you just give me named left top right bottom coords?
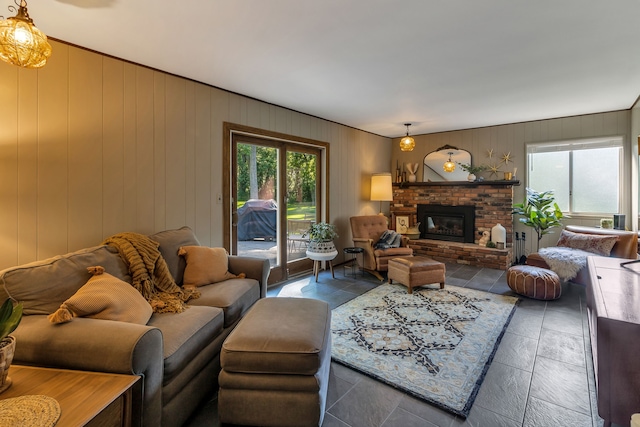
left=443, top=152, right=456, bottom=172
left=0, top=0, right=51, bottom=69
left=399, top=123, right=415, bottom=152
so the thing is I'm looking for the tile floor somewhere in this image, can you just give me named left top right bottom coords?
left=186, top=262, right=619, bottom=427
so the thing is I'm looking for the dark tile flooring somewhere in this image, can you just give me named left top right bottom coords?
left=186, top=263, right=617, bottom=427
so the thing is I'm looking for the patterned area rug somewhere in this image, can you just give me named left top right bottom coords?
left=331, top=283, right=519, bottom=418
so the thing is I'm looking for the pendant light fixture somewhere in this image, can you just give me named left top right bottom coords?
left=443, top=152, right=456, bottom=172
left=0, top=0, right=52, bottom=69
left=399, top=123, right=415, bottom=152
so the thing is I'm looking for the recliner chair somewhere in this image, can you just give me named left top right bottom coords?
left=350, top=215, right=413, bottom=280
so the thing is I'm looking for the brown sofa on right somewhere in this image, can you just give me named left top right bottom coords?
left=526, top=225, right=638, bottom=286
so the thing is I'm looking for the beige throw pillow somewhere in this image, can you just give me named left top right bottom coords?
left=48, top=266, right=153, bottom=325
left=178, top=246, right=244, bottom=287
left=556, top=230, right=619, bottom=256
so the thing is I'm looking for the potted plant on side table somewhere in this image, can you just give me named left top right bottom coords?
left=304, top=222, right=339, bottom=254
left=0, top=298, right=23, bottom=393
left=304, top=222, right=339, bottom=281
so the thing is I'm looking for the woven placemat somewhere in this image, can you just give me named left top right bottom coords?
left=0, top=395, right=61, bottom=426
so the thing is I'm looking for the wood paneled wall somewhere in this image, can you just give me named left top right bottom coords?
left=391, top=111, right=633, bottom=256
left=0, top=40, right=390, bottom=269
left=0, top=38, right=633, bottom=269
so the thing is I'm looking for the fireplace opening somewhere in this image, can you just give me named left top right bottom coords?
left=417, top=204, right=475, bottom=243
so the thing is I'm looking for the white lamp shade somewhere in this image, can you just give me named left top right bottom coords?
left=370, top=173, right=393, bottom=201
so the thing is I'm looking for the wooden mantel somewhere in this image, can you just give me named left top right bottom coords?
left=393, top=180, right=520, bottom=188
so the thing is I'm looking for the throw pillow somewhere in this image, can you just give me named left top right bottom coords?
left=48, top=266, right=153, bottom=325
left=149, top=226, right=201, bottom=285
left=178, top=246, right=245, bottom=287
left=556, top=230, right=619, bottom=256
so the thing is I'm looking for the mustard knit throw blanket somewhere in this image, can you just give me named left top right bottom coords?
left=102, top=232, right=199, bottom=313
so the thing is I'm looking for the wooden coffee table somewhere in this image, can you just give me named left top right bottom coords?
left=0, top=365, right=139, bottom=426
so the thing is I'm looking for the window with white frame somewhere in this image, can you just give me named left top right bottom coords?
left=527, top=136, right=623, bottom=216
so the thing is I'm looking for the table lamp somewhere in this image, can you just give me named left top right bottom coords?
left=370, top=173, right=393, bottom=214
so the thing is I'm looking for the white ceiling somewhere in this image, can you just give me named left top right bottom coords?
left=27, top=0, right=640, bottom=138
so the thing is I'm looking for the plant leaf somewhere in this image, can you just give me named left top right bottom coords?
left=0, top=299, right=12, bottom=324
left=0, top=300, right=22, bottom=341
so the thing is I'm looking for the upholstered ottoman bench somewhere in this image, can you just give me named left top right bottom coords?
left=507, top=265, right=561, bottom=300
left=218, top=297, right=331, bottom=427
left=388, top=256, right=446, bottom=293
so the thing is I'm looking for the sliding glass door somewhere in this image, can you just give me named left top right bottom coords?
left=230, top=133, right=321, bottom=284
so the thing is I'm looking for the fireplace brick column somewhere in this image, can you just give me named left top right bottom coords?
left=390, top=181, right=519, bottom=270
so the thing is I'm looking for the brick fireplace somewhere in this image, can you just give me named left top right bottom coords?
left=391, top=181, right=519, bottom=270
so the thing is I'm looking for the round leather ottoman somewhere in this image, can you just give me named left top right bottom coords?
left=507, top=265, right=561, bottom=300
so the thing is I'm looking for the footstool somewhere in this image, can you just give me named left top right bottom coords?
left=218, top=298, right=331, bottom=427
left=507, top=265, right=561, bottom=300
left=388, top=256, right=446, bottom=293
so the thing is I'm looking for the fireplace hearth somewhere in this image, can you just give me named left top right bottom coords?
left=417, top=204, right=475, bottom=243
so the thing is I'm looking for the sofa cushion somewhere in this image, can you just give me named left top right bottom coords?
left=146, top=305, right=224, bottom=383
left=188, top=278, right=260, bottom=328
left=178, top=246, right=238, bottom=286
left=48, top=267, right=152, bottom=325
left=221, top=298, right=331, bottom=376
left=373, top=246, right=413, bottom=257
left=0, top=245, right=129, bottom=316
left=149, top=226, right=200, bottom=285
left=557, top=229, right=619, bottom=256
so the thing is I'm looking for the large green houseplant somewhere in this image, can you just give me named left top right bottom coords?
left=0, top=298, right=23, bottom=393
left=512, top=187, right=565, bottom=251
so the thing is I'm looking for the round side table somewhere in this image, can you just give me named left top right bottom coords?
left=343, top=247, right=364, bottom=278
left=306, top=250, right=338, bottom=282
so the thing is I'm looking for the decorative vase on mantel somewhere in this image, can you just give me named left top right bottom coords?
left=405, top=163, right=419, bottom=183
left=467, top=173, right=476, bottom=182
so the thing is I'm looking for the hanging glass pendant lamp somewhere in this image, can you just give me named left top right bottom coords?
left=443, top=152, right=456, bottom=172
left=0, top=0, right=52, bottom=68
left=399, top=123, right=415, bottom=152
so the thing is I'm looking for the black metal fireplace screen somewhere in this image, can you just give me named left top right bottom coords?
left=417, top=204, right=475, bottom=243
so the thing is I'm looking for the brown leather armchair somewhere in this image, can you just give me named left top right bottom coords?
left=526, top=225, right=638, bottom=286
left=350, top=215, right=413, bottom=280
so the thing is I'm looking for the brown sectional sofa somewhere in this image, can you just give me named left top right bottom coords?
left=526, top=225, right=638, bottom=286
left=0, top=226, right=269, bottom=427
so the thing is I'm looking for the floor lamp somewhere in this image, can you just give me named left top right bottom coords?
left=370, top=173, right=393, bottom=215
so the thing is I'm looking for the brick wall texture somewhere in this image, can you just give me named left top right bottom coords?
left=391, top=183, right=517, bottom=270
